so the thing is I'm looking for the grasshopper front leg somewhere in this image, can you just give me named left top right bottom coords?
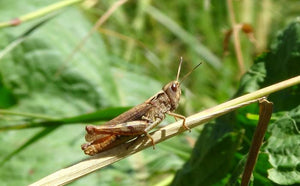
left=167, top=111, right=190, bottom=132
left=143, top=117, right=162, bottom=148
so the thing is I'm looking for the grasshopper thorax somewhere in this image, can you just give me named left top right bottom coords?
left=162, top=80, right=181, bottom=110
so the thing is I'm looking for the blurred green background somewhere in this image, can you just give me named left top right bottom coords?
left=0, top=0, right=299, bottom=185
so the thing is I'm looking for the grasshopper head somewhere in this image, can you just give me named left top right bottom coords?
left=162, top=57, right=201, bottom=110
left=163, top=80, right=181, bottom=110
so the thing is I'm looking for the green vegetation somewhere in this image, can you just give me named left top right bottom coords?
left=0, top=0, right=299, bottom=185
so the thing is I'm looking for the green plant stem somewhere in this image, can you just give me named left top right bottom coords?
left=0, top=107, right=131, bottom=131
left=0, top=0, right=83, bottom=28
left=246, top=113, right=279, bottom=121
left=0, top=109, right=56, bottom=120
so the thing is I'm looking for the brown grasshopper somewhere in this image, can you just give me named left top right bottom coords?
left=81, top=58, right=201, bottom=156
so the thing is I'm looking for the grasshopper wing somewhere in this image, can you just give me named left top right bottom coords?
left=104, top=102, right=153, bottom=125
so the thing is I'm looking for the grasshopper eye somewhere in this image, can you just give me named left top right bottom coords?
left=171, top=83, right=177, bottom=92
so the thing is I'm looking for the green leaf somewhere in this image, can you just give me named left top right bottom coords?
left=236, top=21, right=300, bottom=185
left=264, top=105, right=300, bottom=185
left=262, top=21, right=300, bottom=111
left=172, top=20, right=300, bottom=186
left=234, top=21, right=300, bottom=185
left=237, top=21, right=300, bottom=111
left=0, top=127, right=58, bottom=166
left=0, top=1, right=134, bottom=185
left=0, top=14, right=115, bottom=116
left=0, top=1, right=165, bottom=185
left=171, top=120, right=244, bottom=186
left=0, top=106, right=131, bottom=130
left=236, top=54, right=267, bottom=95
left=0, top=80, right=16, bottom=108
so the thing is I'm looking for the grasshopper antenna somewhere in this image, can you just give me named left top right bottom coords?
left=176, top=57, right=183, bottom=82
left=179, top=62, right=202, bottom=84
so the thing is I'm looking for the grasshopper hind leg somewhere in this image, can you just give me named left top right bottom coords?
left=82, top=118, right=163, bottom=155
left=81, top=135, right=117, bottom=156
left=82, top=120, right=150, bottom=155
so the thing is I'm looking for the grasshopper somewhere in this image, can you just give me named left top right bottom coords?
left=81, top=58, right=200, bottom=156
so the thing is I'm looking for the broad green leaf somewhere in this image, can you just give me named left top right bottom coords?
left=262, top=21, right=300, bottom=111
left=236, top=54, right=267, bottom=95
left=0, top=13, right=115, bottom=117
left=236, top=21, right=300, bottom=109
left=0, top=1, right=159, bottom=185
left=0, top=124, right=85, bottom=186
left=236, top=21, right=300, bottom=185
left=0, top=2, right=166, bottom=185
left=0, top=80, right=15, bottom=108
left=173, top=20, right=300, bottom=186
left=0, top=127, right=58, bottom=166
left=264, top=105, right=300, bottom=185
left=171, top=120, right=244, bottom=186
left=0, top=2, right=114, bottom=184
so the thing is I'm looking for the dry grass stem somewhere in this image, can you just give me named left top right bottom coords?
left=227, top=0, right=246, bottom=75
left=241, top=98, right=273, bottom=186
